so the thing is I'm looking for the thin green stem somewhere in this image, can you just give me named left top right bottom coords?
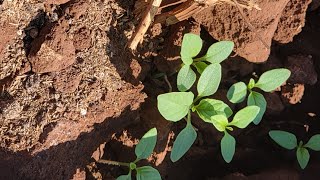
left=194, top=55, right=206, bottom=62
left=97, top=159, right=130, bottom=167
left=187, top=110, right=191, bottom=124
left=193, top=96, right=202, bottom=104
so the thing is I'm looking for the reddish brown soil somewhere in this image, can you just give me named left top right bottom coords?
left=1, top=0, right=320, bottom=179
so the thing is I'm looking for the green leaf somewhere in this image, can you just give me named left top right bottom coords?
left=193, top=62, right=208, bottom=74
left=269, top=130, right=297, bottom=150
left=247, top=78, right=255, bottom=89
left=197, top=63, right=222, bottom=97
left=229, top=106, right=260, bottom=128
left=205, top=41, right=234, bottom=64
left=227, top=82, right=247, bottom=103
left=221, top=131, right=236, bottom=163
left=117, top=172, right=132, bottom=180
left=170, top=123, right=197, bottom=162
left=255, top=69, right=291, bottom=92
left=296, top=147, right=310, bottom=169
left=195, top=99, right=233, bottom=123
left=177, top=65, right=196, bottom=92
left=157, top=92, right=194, bottom=121
left=305, top=134, right=320, bottom=151
left=247, top=91, right=266, bottom=125
left=135, top=128, right=157, bottom=159
left=136, top=166, right=161, bottom=180
left=210, top=115, right=229, bottom=132
left=181, top=33, right=202, bottom=65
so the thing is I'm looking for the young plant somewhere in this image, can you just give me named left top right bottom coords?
left=227, top=69, right=291, bottom=125
left=269, top=130, right=320, bottom=169
left=177, top=33, right=234, bottom=92
left=158, top=33, right=248, bottom=163
left=98, top=128, right=161, bottom=180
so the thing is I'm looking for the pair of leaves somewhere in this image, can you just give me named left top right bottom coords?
left=227, top=69, right=290, bottom=124
left=180, top=34, right=234, bottom=65
left=200, top=106, right=259, bottom=133
left=269, top=131, right=320, bottom=169
left=117, top=166, right=161, bottom=180
left=117, top=128, right=161, bottom=180
left=177, top=63, right=222, bottom=95
left=178, top=33, right=233, bottom=92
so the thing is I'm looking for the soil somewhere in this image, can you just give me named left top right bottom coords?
left=0, top=0, right=320, bottom=180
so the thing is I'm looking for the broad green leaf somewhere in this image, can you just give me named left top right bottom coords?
left=269, top=130, right=297, bottom=150
left=197, top=63, right=222, bottom=97
left=210, top=115, right=229, bottom=132
left=255, top=69, right=291, bottom=92
left=296, top=147, right=310, bottom=169
left=135, top=128, right=157, bottom=159
left=157, top=92, right=194, bottom=121
left=205, top=41, right=234, bottom=64
left=177, top=65, right=196, bottom=92
left=170, top=123, right=197, bottom=162
left=181, top=34, right=202, bottom=65
left=117, top=173, right=132, bottom=180
left=305, top=134, right=320, bottom=151
left=247, top=91, right=267, bottom=125
left=195, top=99, right=233, bottom=123
left=193, top=62, right=208, bottom=74
left=227, top=82, right=247, bottom=103
left=229, top=106, right=260, bottom=128
left=221, top=131, right=236, bottom=163
left=136, top=166, right=161, bottom=180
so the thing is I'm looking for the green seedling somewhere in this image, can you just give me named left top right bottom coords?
left=98, top=128, right=161, bottom=180
left=269, top=130, right=320, bottom=169
left=177, top=33, right=234, bottom=92
left=227, top=69, right=291, bottom=125
left=195, top=105, right=260, bottom=162
left=158, top=33, right=260, bottom=163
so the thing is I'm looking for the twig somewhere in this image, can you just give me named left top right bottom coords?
left=128, top=0, right=163, bottom=51
left=97, top=159, right=130, bottom=167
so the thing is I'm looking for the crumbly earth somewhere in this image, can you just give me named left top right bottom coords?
left=1, top=0, right=320, bottom=179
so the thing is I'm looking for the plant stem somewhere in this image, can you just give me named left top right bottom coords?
left=187, top=110, right=191, bottom=124
left=193, top=96, right=202, bottom=104
left=97, top=159, right=130, bottom=167
left=193, top=55, right=206, bottom=62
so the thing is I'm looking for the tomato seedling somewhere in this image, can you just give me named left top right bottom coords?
left=269, top=130, right=320, bottom=169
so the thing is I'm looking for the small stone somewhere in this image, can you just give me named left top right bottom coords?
left=80, top=108, right=87, bottom=116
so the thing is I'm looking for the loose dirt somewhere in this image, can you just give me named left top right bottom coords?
left=0, top=0, right=320, bottom=179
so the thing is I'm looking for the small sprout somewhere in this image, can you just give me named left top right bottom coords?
left=199, top=106, right=260, bottom=162
left=98, top=128, right=161, bottom=180
left=227, top=68, right=291, bottom=125
left=269, top=130, right=320, bottom=169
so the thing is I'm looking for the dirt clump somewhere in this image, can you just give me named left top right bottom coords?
left=281, top=83, right=305, bottom=105
left=193, top=0, right=289, bottom=63
left=274, top=0, right=312, bottom=43
left=285, top=55, right=317, bottom=85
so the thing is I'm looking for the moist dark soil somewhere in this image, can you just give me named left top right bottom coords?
left=0, top=0, right=320, bottom=179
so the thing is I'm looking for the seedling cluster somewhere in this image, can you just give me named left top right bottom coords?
left=102, top=33, right=312, bottom=179
left=157, top=33, right=294, bottom=165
